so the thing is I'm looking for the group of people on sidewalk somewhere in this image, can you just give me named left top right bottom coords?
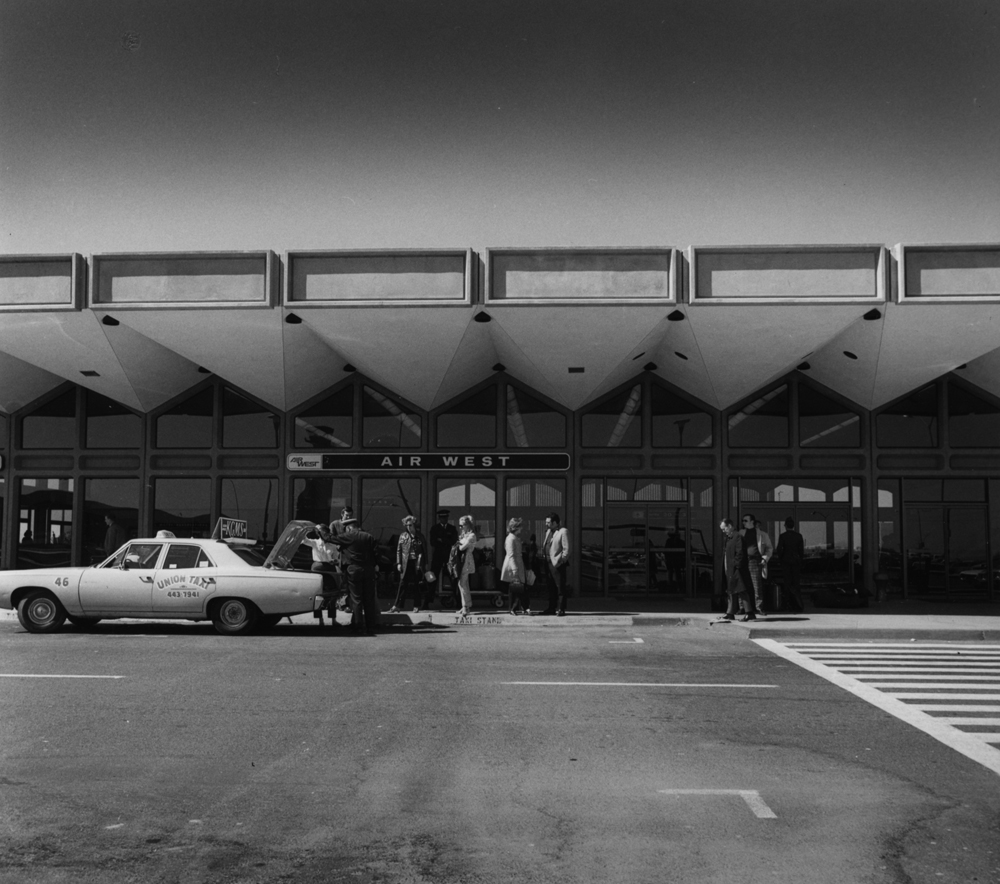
left=719, top=513, right=805, bottom=621
left=300, top=506, right=572, bottom=634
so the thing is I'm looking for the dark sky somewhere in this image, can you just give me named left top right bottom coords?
left=1, top=0, right=998, bottom=253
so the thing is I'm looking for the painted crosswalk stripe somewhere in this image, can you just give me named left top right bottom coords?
left=0, top=674, right=125, bottom=679
left=499, top=682, right=778, bottom=688
left=754, top=639, right=1000, bottom=777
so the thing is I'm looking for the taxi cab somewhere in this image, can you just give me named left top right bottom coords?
left=0, top=519, right=328, bottom=636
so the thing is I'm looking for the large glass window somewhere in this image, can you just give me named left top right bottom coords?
left=17, top=478, right=74, bottom=568
left=878, top=479, right=902, bottom=593
left=22, top=389, right=76, bottom=449
left=688, top=479, right=714, bottom=597
left=294, top=477, right=352, bottom=526
left=83, top=478, right=139, bottom=565
left=506, top=386, right=566, bottom=448
left=294, top=388, right=354, bottom=449
left=877, top=385, right=938, bottom=448
left=505, top=478, right=565, bottom=580
left=156, top=388, right=214, bottom=449
left=221, top=477, right=280, bottom=545
left=437, top=386, right=497, bottom=449
left=948, top=382, right=1000, bottom=448
left=0, top=413, right=8, bottom=448
left=85, top=391, right=141, bottom=449
left=362, top=386, right=422, bottom=448
left=798, top=386, right=860, bottom=448
left=581, top=479, right=605, bottom=595
left=728, top=385, right=789, bottom=448
left=222, top=388, right=279, bottom=448
left=153, top=478, right=212, bottom=537
left=437, top=476, right=496, bottom=570
left=582, top=384, right=642, bottom=448
left=650, top=385, right=712, bottom=448
left=361, top=476, right=422, bottom=578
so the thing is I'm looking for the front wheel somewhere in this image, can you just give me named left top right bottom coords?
left=211, top=598, right=258, bottom=635
left=17, top=590, right=67, bottom=633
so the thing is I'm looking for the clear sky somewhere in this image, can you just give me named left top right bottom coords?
left=1, top=0, right=998, bottom=256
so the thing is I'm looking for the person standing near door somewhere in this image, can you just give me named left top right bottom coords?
left=740, top=513, right=773, bottom=616
left=390, top=515, right=426, bottom=613
left=719, top=518, right=753, bottom=621
left=775, top=517, right=805, bottom=613
left=429, top=508, right=458, bottom=609
left=541, top=512, right=570, bottom=616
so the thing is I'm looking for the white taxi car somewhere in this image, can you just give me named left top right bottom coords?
left=0, top=520, right=329, bottom=636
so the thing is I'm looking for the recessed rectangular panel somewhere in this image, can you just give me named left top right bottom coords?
left=694, top=248, right=881, bottom=300
left=903, top=247, right=1000, bottom=298
left=0, top=257, right=76, bottom=308
left=288, top=252, right=468, bottom=303
left=489, top=250, right=674, bottom=302
left=93, top=254, right=270, bottom=305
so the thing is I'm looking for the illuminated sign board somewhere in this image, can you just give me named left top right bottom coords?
left=286, top=453, right=570, bottom=471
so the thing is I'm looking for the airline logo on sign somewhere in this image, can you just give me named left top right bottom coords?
left=286, top=453, right=570, bottom=471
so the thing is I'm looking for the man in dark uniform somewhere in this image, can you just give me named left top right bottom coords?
left=328, top=506, right=354, bottom=614
left=103, top=512, right=129, bottom=558
left=429, top=507, right=458, bottom=609
left=774, top=516, right=806, bottom=613
left=328, top=514, right=381, bottom=635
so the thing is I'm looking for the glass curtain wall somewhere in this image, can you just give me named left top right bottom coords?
left=17, top=478, right=74, bottom=568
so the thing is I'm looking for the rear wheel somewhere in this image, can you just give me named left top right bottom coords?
left=17, top=590, right=67, bottom=633
left=211, top=598, right=258, bottom=635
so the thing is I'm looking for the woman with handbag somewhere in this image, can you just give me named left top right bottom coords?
left=501, top=517, right=529, bottom=615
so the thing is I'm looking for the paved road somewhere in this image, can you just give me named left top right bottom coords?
left=2, top=620, right=999, bottom=883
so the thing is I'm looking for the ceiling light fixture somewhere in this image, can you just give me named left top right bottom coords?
left=632, top=352, right=646, bottom=360
left=101, top=315, right=119, bottom=327
left=568, top=367, right=585, bottom=373
left=843, top=351, right=858, bottom=360
left=643, top=362, right=657, bottom=371
left=674, top=351, right=688, bottom=361
left=863, top=308, right=882, bottom=321
left=80, top=370, right=100, bottom=377
left=797, top=362, right=811, bottom=371
left=343, top=364, right=357, bottom=373
left=474, top=312, right=492, bottom=323
left=667, top=310, right=685, bottom=322
left=285, top=313, right=302, bottom=324
left=492, top=363, right=506, bottom=372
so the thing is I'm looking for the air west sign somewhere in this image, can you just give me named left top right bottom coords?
left=287, top=453, right=570, bottom=471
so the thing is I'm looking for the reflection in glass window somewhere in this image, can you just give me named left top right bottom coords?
left=650, top=385, right=712, bottom=447
left=948, top=382, right=1000, bottom=448
left=582, top=385, right=642, bottom=448
left=362, top=386, right=422, bottom=448
left=688, top=478, right=714, bottom=597
left=294, top=477, right=352, bottom=526
left=506, top=386, right=566, bottom=448
left=738, top=478, right=794, bottom=504
left=17, top=477, right=74, bottom=568
left=22, top=389, right=76, bottom=449
left=581, top=479, right=604, bottom=596
left=83, top=478, right=139, bottom=564
left=438, top=477, right=496, bottom=568
left=85, top=391, right=141, bottom=449
left=437, top=386, right=497, bottom=449
left=877, top=385, right=938, bottom=447
left=157, top=388, right=214, bottom=448
left=798, top=386, right=860, bottom=448
left=362, top=476, right=421, bottom=568
left=797, top=479, right=853, bottom=503
left=294, top=387, right=353, bottom=449
left=221, top=477, right=280, bottom=544
left=728, top=386, right=789, bottom=448
left=0, top=414, right=8, bottom=448
left=878, top=478, right=901, bottom=592
left=506, top=478, right=565, bottom=572
left=153, top=478, right=211, bottom=537
left=222, top=388, right=279, bottom=448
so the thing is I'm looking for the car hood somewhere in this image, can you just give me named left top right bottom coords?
left=263, top=521, right=317, bottom=570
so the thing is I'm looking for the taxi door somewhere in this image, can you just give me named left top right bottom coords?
left=151, top=543, right=219, bottom=614
left=78, top=541, right=164, bottom=615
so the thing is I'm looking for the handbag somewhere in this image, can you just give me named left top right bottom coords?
left=525, top=570, right=536, bottom=586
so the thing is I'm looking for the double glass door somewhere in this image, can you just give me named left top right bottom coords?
left=905, top=506, right=989, bottom=596
left=607, top=503, right=688, bottom=595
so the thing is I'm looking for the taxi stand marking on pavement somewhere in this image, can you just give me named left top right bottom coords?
left=754, top=639, right=1000, bottom=778
left=609, top=637, right=645, bottom=643
left=658, top=789, right=777, bottom=819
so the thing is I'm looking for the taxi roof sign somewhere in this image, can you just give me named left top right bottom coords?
left=211, top=518, right=254, bottom=545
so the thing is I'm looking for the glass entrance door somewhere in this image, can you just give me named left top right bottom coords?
left=607, top=503, right=687, bottom=595
left=906, top=505, right=989, bottom=596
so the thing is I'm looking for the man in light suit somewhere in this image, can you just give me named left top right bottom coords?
left=540, top=512, right=570, bottom=616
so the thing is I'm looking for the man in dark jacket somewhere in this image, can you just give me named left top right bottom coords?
left=719, top=518, right=753, bottom=622
left=328, top=515, right=381, bottom=635
left=429, top=508, right=458, bottom=609
left=775, top=517, right=806, bottom=613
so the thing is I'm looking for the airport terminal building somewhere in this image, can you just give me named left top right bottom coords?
left=1, top=243, right=999, bottom=605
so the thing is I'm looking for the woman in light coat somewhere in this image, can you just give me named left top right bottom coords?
left=456, top=514, right=477, bottom=616
left=501, top=517, right=528, bottom=615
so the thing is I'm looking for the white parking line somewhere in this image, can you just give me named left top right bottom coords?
left=609, top=638, right=645, bottom=644
left=658, top=789, right=777, bottom=819
left=0, top=674, right=125, bottom=679
left=500, top=682, right=778, bottom=688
